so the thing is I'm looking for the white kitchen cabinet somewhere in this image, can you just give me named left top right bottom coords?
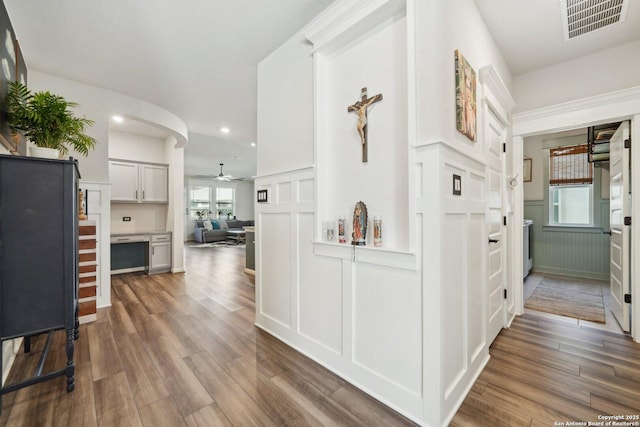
left=109, top=160, right=168, bottom=203
left=140, top=164, right=168, bottom=202
left=109, top=161, right=139, bottom=202
left=149, top=233, right=171, bottom=274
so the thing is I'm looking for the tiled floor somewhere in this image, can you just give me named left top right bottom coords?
left=523, top=272, right=626, bottom=335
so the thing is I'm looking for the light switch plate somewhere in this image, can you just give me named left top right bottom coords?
left=453, top=174, right=462, bottom=196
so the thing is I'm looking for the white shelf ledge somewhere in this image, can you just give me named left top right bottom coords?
left=313, top=241, right=417, bottom=271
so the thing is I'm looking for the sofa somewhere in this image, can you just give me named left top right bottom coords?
left=194, top=219, right=254, bottom=243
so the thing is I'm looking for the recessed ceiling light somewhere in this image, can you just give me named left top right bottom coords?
left=112, top=115, right=124, bottom=123
left=250, top=142, right=256, bottom=147
left=220, top=127, right=230, bottom=134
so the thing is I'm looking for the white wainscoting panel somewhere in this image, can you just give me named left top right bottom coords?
left=298, top=178, right=314, bottom=202
left=298, top=213, right=343, bottom=353
left=417, top=143, right=489, bottom=426
left=352, top=262, right=422, bottom=395
left=259, top=212, right=292, bottom=328
left=468, top=212, right=486, bottom=364
left=256, top=167, right=424, bottom=422
left=442, top=213, right=466, bottom=398
left=277, top=182, right=292, bottom=204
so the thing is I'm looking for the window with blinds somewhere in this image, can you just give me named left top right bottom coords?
left=549, top=144, right=593, bottom=186
left=548, top=143, right=593, bottom=226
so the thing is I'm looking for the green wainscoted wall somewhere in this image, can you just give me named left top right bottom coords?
left=524, top=200, right=610, bottom=280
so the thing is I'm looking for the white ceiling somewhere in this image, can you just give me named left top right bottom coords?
left=474, top=0, right=640, bottom=76
left=4, top=0, right=334, bottom=180
left=6, top=1, right=640, bottom=180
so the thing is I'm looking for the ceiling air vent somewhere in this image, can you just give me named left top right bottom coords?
left=561, top=0, right=628, bottom=40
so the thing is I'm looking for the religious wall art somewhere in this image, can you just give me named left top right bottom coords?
left=348, top=87, right=382, bottom=163
left=455, top=49, right=476, bottom=142
left=351, top=201, right=368, bottom=246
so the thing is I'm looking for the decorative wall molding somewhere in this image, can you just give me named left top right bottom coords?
left=254, top=165, right=315, bottom=180
left=302, top=0, right=405, bottom=53
left=479, top=65, right=515, bottom=126
left=313, top=241, right=417, bottom=270
left=513, top=85, right=640, bottom=136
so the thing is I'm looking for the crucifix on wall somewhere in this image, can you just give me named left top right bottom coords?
left=347, top=87, right=382, bottom=163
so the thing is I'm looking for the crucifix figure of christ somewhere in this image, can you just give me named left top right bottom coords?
left=347, top=87, right=382, bottom=163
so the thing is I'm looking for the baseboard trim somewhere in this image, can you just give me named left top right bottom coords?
left=532, top=266, right=608, bottom=281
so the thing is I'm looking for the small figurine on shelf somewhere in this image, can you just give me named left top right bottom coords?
left=338, top=216, right=346, bottom=243
left=351, top=201, right=368, bottom=246
left=373, top=216, right=382, bottom=247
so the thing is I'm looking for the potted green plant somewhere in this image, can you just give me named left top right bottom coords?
left=7, top=81, right=97, bottom=159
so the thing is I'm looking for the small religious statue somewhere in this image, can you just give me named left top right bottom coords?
left=78, top=189, right=87, bottom=220
left=351, top=201, right=368, bottom=246
left=348, top=87, right=382, bottom=163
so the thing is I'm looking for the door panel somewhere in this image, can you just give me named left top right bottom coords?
left=486, top=109, right=507, bottom=344
left=609, top=121, right=630, bottom=332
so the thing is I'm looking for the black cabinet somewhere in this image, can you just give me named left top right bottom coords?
left=0, top=154, right=79, bottom=405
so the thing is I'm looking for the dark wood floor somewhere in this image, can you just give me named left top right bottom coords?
left=0, top=245, right=416, bottom=427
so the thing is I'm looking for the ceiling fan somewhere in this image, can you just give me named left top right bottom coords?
left=213, top=163, right=243, bottom=181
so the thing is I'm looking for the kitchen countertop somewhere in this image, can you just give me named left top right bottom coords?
left=111, top=231, right=171, bottom=237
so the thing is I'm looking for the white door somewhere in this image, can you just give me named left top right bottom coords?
left=609, top=121, right=631, bottom=332
left=486, top=108, right=507, bottom=344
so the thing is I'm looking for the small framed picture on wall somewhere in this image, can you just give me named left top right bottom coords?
left=523, top=158, right=532, bottom=182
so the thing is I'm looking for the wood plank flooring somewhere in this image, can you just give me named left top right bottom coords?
left=3, top=246, right=639, bottom=426
left=451, top=312, right=640, bottom=427
left=0, top=245, right=416, bottom=427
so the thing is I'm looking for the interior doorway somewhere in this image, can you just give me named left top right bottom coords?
left=519, top=121, right=629, bottom=334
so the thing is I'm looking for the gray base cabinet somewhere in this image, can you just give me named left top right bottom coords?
left=245, top=230, right=255, bottom=271
left=149, top=233, right=172, bottom=274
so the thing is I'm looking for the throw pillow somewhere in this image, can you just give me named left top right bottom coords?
left=203, top=220, right=213, bottom=230
left=211, top=220, right=220, bottom=230
left=217, top=219, right=229, bottom=230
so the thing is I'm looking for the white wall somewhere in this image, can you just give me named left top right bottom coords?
left=256, top=0, right=514, bottom=425
left=234, top=180, right=255, bottom=220
left=29, top=72, right=110, bottom=181
left=513, top=39, right=640, bottom=113
left=415, top=0, right=512, bottom=155
left=166, top=137, right=185, bottom=273
left=523, top=133, right=586, bottom=201
left=29, top=71, right=188, bottom=182
left=111, top=204, right=168, bottom=234
left=322, top=16, right=408, bottom=249
left=414, top=1, right=514, bottom=425
left=109, top=130, right=167, bottom=164
left=256, top=33, right=314, bottom=176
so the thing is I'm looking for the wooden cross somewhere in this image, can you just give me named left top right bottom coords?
left=347, top=87, right=382, bottom=163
